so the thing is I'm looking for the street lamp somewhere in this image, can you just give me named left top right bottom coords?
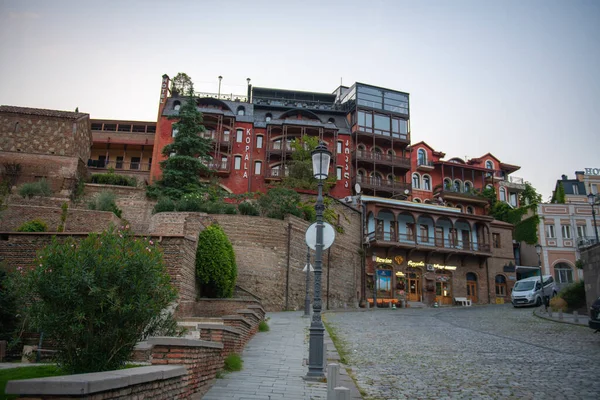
left=306, top=141, right=331, bottom=379
left=534, top=244, right=546, bottom=310
left=587, top=193, right=599, bottom=243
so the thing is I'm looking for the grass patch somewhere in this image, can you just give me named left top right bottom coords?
left=258, top=320, right=270, bottom=332
left=322, top=317, right=349, bottom=365
left=223, top=353, right=243, bottom=372
left=0, top=365, right=65, bottom=399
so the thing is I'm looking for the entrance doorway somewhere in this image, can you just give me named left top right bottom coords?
left=466, top=272, right=478, bottom=303
left=407, top=271, right=421, bottom=302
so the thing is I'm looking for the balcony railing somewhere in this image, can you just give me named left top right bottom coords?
left=354, top=175, right=411, bottom=193
left=577, top=236, right=599, bottom=250
left=367, top=230, right=491, bottom=253
left=195, top=92, right=248, bottom=102
left=87, top=159, right=151, bottom=172
left=354, top=126, right=410, bottom=142
left=353, top=150, right=411, bottom=168
left=265, top=168, right=289, bottom=179
left=200, top=130, right=231, bottom=144
left=417, top=160, right=434, bottom=167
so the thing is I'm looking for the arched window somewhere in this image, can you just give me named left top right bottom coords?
left=357, top=144, right=366, bottom=151
left=173, top=101, right=181, bottom=111
left=234, top=156, right=242, bottom=170
left=453, top=180, right=461, bottom=192
left=372, top=172, right=383, bottom=185
left=412, top=173, right=421, bottom=189
left=467, top=272, right=477, bottom=282
left=423, top=175, right=431, bottom=191
left=328, top=117, right=335, bottom=124
left=466, top=206, right=474, bottom=214
left=456, top=205, right=463, bottom=212
left=417, top=149, right=427, bottom=165
left=554, top=263, right=574, bottom=284
left=413, top=198, right=421, bottom=203
left=357, top=169, right=366, bottom=183
left=387, top=149, right=395, bottom=157
left=444, top=178, right=452, bottom=189
left=171, top=127, right=178, bottom=137
left=237, top=106, right=245, bottom=116
left=373, top=147, right=383, bottom=160
left=424, top=199, right=432, bottom=204
left=495, top=275, right=507, bottom=296
left=387, top=174, right=394, bottom=185
left=499, top=187, right=507, bottom=202
left=464, top=181, right=472, bottom=193
left=486, top=184, right=493, bottom=190
left=265, top=113, right=272, bottom=122
left=485, top=160, right=494, bottom=169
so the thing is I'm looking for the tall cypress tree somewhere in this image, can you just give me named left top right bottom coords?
left=148, top=88, right=213, bottom=200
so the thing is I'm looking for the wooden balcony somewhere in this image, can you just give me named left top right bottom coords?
left=366, top=231, right=491, bottom=256
left=433, top=186, right=490, bottom=206
left=352, top=150, right=411, bottom=170
left=354, top=175, right=411, bottom=195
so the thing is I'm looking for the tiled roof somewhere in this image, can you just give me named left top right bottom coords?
left=0, top=105, right=88, bottom=120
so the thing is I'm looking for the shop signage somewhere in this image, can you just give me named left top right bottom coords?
left=375, top=256, right=392, bottom=264
left=407, top=260, right=456, bottom=270
left=241, top=128, right=253, bottom=179
left=433, top=264, right=457, bottom=271
left=408, top=260, right=425, bottom=267
left=160, top=76, right=168, bottom=104
left=394, top=256, right=404, bottom=264
left=584, top=168, right=600, bottom=175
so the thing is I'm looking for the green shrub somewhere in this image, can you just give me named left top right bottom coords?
left=258, top=321, right=270, bottom=332
left=0, top=267, right=19, bottom=343
left=88, top=191, right=122, bottom=218
left=11, top=227, right=177, bottom=373
left=196, top=224, right=237, bottom=298
left=153, top=197, right=176, bottom=214
left=57, top=202, right=68, bottom=232
left=223, top=353, right=242, bottom=371
left=176, top=195, right=205, bottom=212
left=18, top=179, right=52, bottom=199
left=238, top=201, right=259, bottom=216
left=90, top=172, right=137, bottom=187
left=16, top=219, right=48, bottom=232
left=257, top=187, right=304, bottom=220
left=222, top=203, right=237, bottom=215
left=558, top=281, right=586, bottom=310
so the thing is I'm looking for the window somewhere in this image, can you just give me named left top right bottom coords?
left=391, top=118, right=408, bottom=139
left=495, top=275, right=507, bottom=296
left=499, top=187, right=506, bottom=202
left=554, top=263, right=573, bottom=284
left=456, top=205, right=463, bottom=212
left=417, top=149, right=427, bottom=165
left=413, top=198, right=421, bottom=203
left=374, top=114, right=390, bottom=136
left=464, top=182, right=472, bottom=193
left=577, top=225, right=587, bottom=238
left=265, top=113, right=272, bottom=122
left=337, top=141, right=342, bottom=154
left=485, top=160, right=494, bottom=169
left=492, top=233, right=501, bottom=248
left=466, top=206, right=474, bottom=214
left=115, top=156, right=123, bottom=169
left=372, top=173, right=382, bottom=185
left=173, top=101, right=181, bottom=111
left=412, top=173, right=421, bottom=189
left=387, top=174, right=394, bottom=185
left=256, top=136, right=263, bottom=149
left=130, top=157, right=140, bottom=170
left=572, top=184, right=579, bottom=195
left=420, top=224, right=429, bottom=242
left=453, top=180, right=461, bottom=192
left=546, top=225, right=555, bottom=238
left=237, top=106, right=245, bottom=116
left=223, top=130, right=230, bottom=142
left=423, top=175, right=431, bottom=191
left=444, top=178, right=452, bottom=189
left=234, top=156, right=242, bottom=170
left=509, top=192, right=518, bottom=207
left=171, top=127, right=178, bottom=137
left=220, top=156, right=228, bottom=169
left=561, top=225, right=572, bottom=239
left=337, top=167, right=342, bottom=181
left=236, top=129, right=243, bottom=142
left=254, top=161, right=262, bottom=175
left=357, top=111, right=373, bottom=132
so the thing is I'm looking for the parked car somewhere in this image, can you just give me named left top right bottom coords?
left=511, top=275, right=557, bottom=307
left=589, top=296, right=600, bottom=332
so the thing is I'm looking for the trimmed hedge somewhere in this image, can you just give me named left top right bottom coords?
left=195, top=224, right=237, bottom=298
left=90, top=172, right=137, bottom=187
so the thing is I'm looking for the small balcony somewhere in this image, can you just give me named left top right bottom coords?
left=354, top=175, right=411, bottom=195
left=352, top=150, right=411, bottom=169
left=87, top=159, right=151, bottom=172
left=202, top=160, right=230, bottom=176
left=416, top=160, right=434, bottom=171
left=265, top=167, right=288, bottom=180
left=353, top=126, right=410, bottom=145
left=199, top=130, right=231, bottom=147
left=576, top=236, right=599, bottom=250
left=366, top=230, right=491, bottom=255
left=499, top=175, right=527, bottom=191
left=195, top=92, right=248, bottom=102
left=434, top=185, right=489, bottom=205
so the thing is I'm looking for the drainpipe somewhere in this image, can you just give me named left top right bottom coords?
left=486, top=258, right=491, bottom=304
left=285, top=223, right=291, bottom=310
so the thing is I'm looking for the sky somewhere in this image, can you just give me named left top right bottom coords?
left=1, top=0, right=599, bottom=200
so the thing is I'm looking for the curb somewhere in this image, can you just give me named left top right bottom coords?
left=533, top=308, right=590, bottom=327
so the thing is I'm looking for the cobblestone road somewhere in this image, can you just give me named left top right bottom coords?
left=324, top=305, right=600, bottom=400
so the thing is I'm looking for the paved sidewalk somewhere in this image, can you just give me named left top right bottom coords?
left=201, top=311, right=362, bottom=400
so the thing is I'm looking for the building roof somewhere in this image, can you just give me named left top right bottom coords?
left=0, top=105, right=88, bottom=120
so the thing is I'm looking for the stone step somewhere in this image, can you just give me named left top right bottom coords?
left=407, top=301, right=427, bottom=308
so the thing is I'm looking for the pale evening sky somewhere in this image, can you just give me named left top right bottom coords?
left=1, top=0, right=599, bottom=200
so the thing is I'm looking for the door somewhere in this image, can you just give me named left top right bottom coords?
left=466, top=272, right=478, bottom=303
left=407, top=272, right=421, bottom=302
left=462, top=230, right=471, bottom=251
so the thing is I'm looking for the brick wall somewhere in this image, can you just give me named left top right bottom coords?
left=582, top=244, right=600, bottom=310
left=176, top=298, right=263, bottom=319
left=0, top=204, right=120, bottom=232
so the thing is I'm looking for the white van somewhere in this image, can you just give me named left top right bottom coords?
left=511, top=275, right=557, bottom=307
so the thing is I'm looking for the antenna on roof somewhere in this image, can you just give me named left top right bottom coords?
left=340, top=77, right=343, bottom=86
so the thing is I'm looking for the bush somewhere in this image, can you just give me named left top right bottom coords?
left=18, top=179, right=52, bottom=199
left=257, top=187, right=304, bottom=220
left=153, top=197, right=176, bottom=214
left=196, top=224, right=237, bottom=298
left=88, top=191, right=122, bottom=218
left=0, top=267, right=19, bottom=343
left=238, top=201, right=259, bottom=216
left=90, top=172, right=137, bottom=187
left=16, top=219, right=48, bottom=232
left=224, top=353, right=242, bottom=371
left=258, top=321, right=270, bottom=332
left=11, top=227, right=177, bottom=373
left=558, top=281, right=586, bottom=310
left=549, top=296, right=567, bottom=312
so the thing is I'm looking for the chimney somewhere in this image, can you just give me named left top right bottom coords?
left=561, top=174, right=568, bottom=180
left=247, top=78, right=252, bottom=103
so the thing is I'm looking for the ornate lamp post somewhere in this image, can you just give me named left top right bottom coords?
left=535, top=244, right=546, bottom=310
left=304, top=246, right=311, bottom=318
left=306, top=142, right=331, bottom=379
left=587, top=193, right=599, bottom=243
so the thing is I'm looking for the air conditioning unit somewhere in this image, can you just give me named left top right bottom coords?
left=426, top=264, right=434, bottom=271
left=344, top=196, right=353, bottom=203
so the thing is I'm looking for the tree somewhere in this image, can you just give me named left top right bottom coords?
left=0, top=267, right=19, bottom=343
left=147, top=87, right=213, bottom=200
left=195, top=224, right=237, bottom=298
left=257, top=187, right=305, bottom=220
left=171, top=72, right=194, bottom=96
left=12, top=227, right=177, bottom=373
left=551, top=182, right=566, bottom=204
left=281, top=137, right=336, bottom=191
